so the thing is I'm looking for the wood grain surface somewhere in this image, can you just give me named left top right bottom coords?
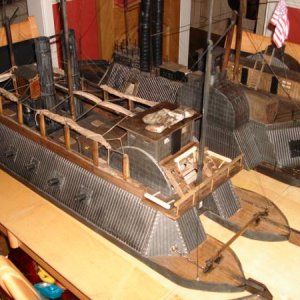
left=0, top=168, right=299, bottom=299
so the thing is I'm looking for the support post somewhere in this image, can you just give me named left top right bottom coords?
left=60, top=0, right=76, bottom=120
left=64, top=125, right=71, bottom=150
left=17, top=102, right=23, bottom=125
left=222, top=12, right=237, bottom=72
left=92, top=140, right=99, bottom=166
left=4, top=18, right=16, bottom=68
left=39, top=114, right=46, bottom=137
left=233, top=0, right=246, bottom=81
left=122, top=154, right=130, bottom=180
left=103, top=91, right=109, bottom=101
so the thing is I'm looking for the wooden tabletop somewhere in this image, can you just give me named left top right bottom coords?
left=0, top=168, right=299, bottom=299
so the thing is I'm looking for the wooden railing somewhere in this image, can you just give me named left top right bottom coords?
left=0, top=89, right=131, bottom=180
left=100, top=84, right=157, bottom=108
left=173, top=154, right=243, bottom=217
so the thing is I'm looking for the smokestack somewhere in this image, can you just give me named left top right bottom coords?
left=35, top=37, right=56, bottom=111
left=152, top=0, right=163, bottom=66
left=62, top=29, right=83, bottom=116
left=140, top=0, right=151, bottom=72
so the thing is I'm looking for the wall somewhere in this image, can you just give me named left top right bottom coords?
left=287, top=7, right=300, bottom=44
left=52, top=0, right=100, bottom=63
left=263, top=0, right=300, bottom=44
left=190, top=0, right=232, bottom=36
left=27, top=0, right=58, bottom=66
left=96, top=0, right=180, bottom=63
left=178, top=0, right=191, bottom=66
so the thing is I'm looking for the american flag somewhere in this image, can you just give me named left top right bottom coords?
left=270, top=0, right=289, bottom=48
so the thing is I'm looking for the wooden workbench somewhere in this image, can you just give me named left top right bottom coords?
left=0, top=168, right=299, bottom=299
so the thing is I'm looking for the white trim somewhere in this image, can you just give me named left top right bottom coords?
left=263, top=0, right=300, bottom=37
left=263, top=1, right=277, bottom=37
left=144, top=193, right=172, bottom=210
left=178, top=0, right=191, bottom=66
left=27, top=0, right=58, bottom=67
left=287, top=1, right=300, bottom=9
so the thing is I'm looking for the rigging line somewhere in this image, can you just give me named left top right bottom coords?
left=245, top=33, right=286, bottom=84
left=0, top=67, right=13, bottom=76
left=16, top=85, right=31, bottom=103
left=151, top=16, right=233, bottom=38
left=193, top=0, right=281, bottom=4
left=21, top=95, right=68, bottom=114
left=0, top=76, right=13, bottom=91
left=102, top=116, right=128, bottom=137
left=196, top=11, right=234, bottom=23
left=245, top=31, right=300, bottom=109
left=49, top=96, right=69, bottom=112
left=171, top=243, right=246, bottom=286
left=17, top=95, right=31, bottom=105
left=187, top=14, right=237, bottom=74
left=169, top=246, right=205, bottom=271
left=75, top=49, right=107, bottom=82
left=106, top=133, right=127, bottom=154
left=75, top=103, right=97, bottom=122
left=57, top=45, right=106, bottom=83
left=97, top=66, right=110, bottom=87
left=6, top=82, right=30, bottom=93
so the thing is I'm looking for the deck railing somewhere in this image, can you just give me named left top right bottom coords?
left=0, top=89, right=131, bottom=180
left=173, top=153, right=243, bottom=216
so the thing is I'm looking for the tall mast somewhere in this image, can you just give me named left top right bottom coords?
left=233, top=0, right=246, bottom=81
left=124, top=0, right=129, bottom=51
left=3, top=7, right=19, bottom=68
left=197, top=0, right=214, bottom=181
left=60, top=0, right=76, bottom=120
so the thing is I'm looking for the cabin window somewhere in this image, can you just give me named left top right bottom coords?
left=289, top=140, right=300, bottom=158
left=241, top=68, right=248, bottom=85
left=270, top=77, right=278, bottom=94
left=281, top=80, right=291, bottom=90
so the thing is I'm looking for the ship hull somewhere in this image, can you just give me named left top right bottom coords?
left=0, top=121, right=248, bottom=293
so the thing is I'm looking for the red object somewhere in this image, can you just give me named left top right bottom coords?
left=52, top=0, right=100, bottom=66
left=8, top=248, right=40, bottom=284
left=287, top=7, right=300, bottom=44
left=8, top=248, right=79, bottom=299
left=270, top=0, right=289, bottom=48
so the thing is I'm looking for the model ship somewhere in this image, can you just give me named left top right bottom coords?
left=209, top=3, right=300, bottom=187
left=0, top=0, right=299, bottom=298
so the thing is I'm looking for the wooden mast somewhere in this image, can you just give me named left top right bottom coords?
left=233, top=0, right=246, bottom=81
left=197, top=0, right=214, bottom=181
left=60, top=0, right=76, bottom=120
left=222, top=11, right=237, bottom=72
left=3, top=7, right=18, bottom=68
left=124, top=0, right=129, bottom=51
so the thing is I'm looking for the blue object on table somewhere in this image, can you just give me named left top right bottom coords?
left=34, top=282, right=64, bottom=299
